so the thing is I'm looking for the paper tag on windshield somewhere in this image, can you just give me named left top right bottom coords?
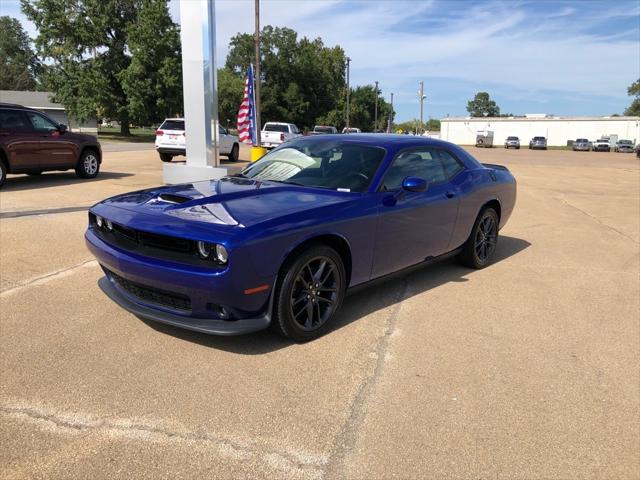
left=337, top=188, right=351, bottom=192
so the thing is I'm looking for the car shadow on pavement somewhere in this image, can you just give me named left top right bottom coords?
left=141, top=235, right=531, bottom=354
left=2, top=171, right=134, bottom=192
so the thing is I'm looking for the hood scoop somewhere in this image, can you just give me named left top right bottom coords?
left=158, top=193, right=191, bottom=204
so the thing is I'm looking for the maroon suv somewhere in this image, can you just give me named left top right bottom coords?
left=0, top=103, right=102, bottom=188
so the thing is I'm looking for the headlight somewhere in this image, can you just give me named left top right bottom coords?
left=196, top=241, right=228, bottom=264
left=215, top=244, right=228, bottom=264
left=96, top=215, right=104, bottom=228
left=197, top=241, right=212, bottom=259
left=105, top=219, right=113, bottom=231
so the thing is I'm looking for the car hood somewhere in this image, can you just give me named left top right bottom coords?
left=96, top=177, right=353, bottom=230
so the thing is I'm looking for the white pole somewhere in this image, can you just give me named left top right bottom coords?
left=164, top=0, right=226, bottom=184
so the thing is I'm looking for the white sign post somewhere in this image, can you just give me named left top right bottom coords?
left=163, top=0, right=227, bottom=184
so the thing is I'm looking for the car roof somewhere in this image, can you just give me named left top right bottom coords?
left=293, top=133, right=458, bottom=149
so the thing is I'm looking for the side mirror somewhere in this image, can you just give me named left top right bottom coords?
left=58, top=124, right=67, bottom=133
left=402, top=176, right=427, bottom=193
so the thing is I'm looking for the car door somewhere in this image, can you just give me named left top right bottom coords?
left=371, top=147, right=464, bottom=279
left=24, top=111, right=76, bottom=168
left=0, top=109, right=44, bottom=170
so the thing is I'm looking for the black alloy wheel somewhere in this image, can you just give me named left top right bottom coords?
left=273, top=245, right=346, bottom=341
left=458, top=208, right=499, bottom=269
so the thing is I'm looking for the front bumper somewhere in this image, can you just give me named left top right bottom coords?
left=85, top=229, right=274, bottom=335
left=98, top=276, right=270, bottom=335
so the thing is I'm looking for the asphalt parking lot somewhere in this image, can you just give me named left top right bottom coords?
left=1, top=144, right=638, bottom=479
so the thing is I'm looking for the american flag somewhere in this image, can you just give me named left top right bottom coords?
left=237, top=64, right=257, bottom=145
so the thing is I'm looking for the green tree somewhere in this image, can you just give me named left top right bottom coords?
left=22, top=0, right=181, bottom=134
left=0, top=16, right=41, bottom=90
left=217, top=68, right=244, bottom=130
left=426, top=118, right=440, bottom=131
left=624, top=78, right=640, bottom=116
left=225, top=26, right=347, bottom=130
left=319, top=84, right=391, bottom=131
left=119, top=0, right=182, bottom=126
left=466, top=91, right=500, bottom=117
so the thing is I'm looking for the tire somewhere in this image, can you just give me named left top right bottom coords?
left=75, top=149, right=100, bottom=179
left=516, top=146, right=520, bottom=149
left=159, top=153, right=173, bottom=162
left=457, top=207, right=499, bottom=269
left=0, top=160, right=6, bottom=188
left=227, top=143, right=239, bottom=162
left=272, top=244, right=346, bottom=342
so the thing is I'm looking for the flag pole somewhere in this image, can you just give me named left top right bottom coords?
left=254, top=0, right=262, bottom=147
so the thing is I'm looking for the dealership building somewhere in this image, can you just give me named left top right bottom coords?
left=439, top=115, right=640, bottom=147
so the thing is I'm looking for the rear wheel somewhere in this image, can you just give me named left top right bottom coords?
left=458, top=208, right=499, bottom=269
left=159, top=153, right=173, bottom=162
left=272, top=245, right=346, bottom=342
left=75, top=150, right=100, bottom=179
left=227, top=143, right=239, bottom=162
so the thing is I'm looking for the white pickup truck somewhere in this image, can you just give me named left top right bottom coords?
left=261, top=122, right=302, bottom=149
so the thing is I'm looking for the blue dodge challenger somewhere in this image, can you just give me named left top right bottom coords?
left=86, top=135, right=516, bottom=341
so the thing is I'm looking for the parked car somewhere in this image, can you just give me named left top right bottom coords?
left=261, top=122, right=302, bottom=149
left=529, top=136, right=547, bottom=150
left=312, top=125, right=339, bottom=135
left=591, top=138, right=611, bottom=152
left=614, top=139, right=635, bottom=153
left=342, top=127, right=361, bottom=134
left=86, top=135, right=516, bottom=341
left=504, top=136, right=520, bottom=149
left=572, top=138, right=590, bottom=151
left=155, top=118, right=239, bottom=162
left=0, top=102, right=102, bottom=188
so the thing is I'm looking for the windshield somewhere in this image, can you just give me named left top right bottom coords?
left=507, top=136, right=518, bottom=140
left=240, top=139, right=386, bottom=192
left=619, top=140, right=632, bottom=144
left=576, top=139, right=588, bottom=142
left=264, top=124, right=289, bottom=133
left=314, top=126, right=335, bottom=133
left=533, top=137, right=545, bottom=141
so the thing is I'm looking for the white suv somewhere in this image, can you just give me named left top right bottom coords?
left=155, top=118, right=240, bottom=162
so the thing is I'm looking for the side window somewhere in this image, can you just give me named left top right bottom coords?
left=435, top=149, right=464, bottom=179
left=381, top=148, right=464, bottom=191
left=26, top=112, right=58, bottom=132
left=0, top=109, right=30, bottom=130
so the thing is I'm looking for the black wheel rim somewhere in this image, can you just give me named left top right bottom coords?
left=289, top=256, right=339, bottom=331
left=474, top=214, right=497, bottom=263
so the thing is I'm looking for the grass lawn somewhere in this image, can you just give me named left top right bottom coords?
left=98, top=127, right=156, bottom=143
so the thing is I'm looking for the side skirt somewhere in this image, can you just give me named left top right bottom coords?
left=346, top=247, right=463, bottom=297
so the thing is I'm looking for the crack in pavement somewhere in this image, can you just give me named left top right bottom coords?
left=1, top=404, right=326, bottom=478
left=0, top=260, right=98, bottom=296
left=558, top=196, right=639, bottom=245
left=322, top=279, right=410, bottom=480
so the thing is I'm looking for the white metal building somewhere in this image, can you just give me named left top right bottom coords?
left=440, top=115, right=640, bottom=147
left=0, top=90, right=97, bottom=133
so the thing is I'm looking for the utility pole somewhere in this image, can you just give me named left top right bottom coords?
left=387, top=92, right=394, bottom=133
left=345, top=57, right=351, bottom=130
left=254, top=0, right=261, bottom=146
left=374, top=80, right=379, bottom=132
left=418, top=81, right=426, bottom=135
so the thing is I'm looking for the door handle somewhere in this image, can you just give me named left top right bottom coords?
left=445, top=191, right=455, bottom=198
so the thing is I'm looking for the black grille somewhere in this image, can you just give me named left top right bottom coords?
left=109, top=270, right=191, bottom=311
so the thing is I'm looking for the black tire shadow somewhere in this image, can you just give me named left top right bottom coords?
left=141, top=235, right=531, bottom=354
left=3, top=171, right=134, bottom=192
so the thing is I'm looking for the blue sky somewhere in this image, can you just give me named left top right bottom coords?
left=4, top=0, right=639, bottom=121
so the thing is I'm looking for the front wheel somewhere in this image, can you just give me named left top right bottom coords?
left=75, top=150, right=100, bottom=179
left=227, top=143, right=239, bottom=162
left=272, top=245, right=346, bottom=342
left=458, top=208, right=499, bottom=269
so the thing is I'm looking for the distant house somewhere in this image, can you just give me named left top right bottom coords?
left=0, top=90, right=98, bottom=133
